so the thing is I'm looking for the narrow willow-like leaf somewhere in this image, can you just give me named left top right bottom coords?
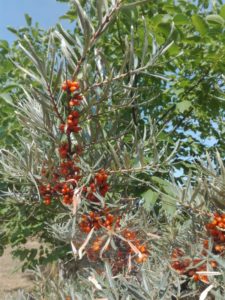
left=105, top=262, right=119, bottom=299
left=72, top=0, right=94, bottom=53
left=19, top=36, right=47, bottom=81
left=96, top=0, right=104, bottom=25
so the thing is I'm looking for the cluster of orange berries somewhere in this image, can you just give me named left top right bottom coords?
left=39, top=164, right=80, bottom=206
left=40, top=80, right=110, bottom=207
left=60, top=183, right=75, bottom=205
left=122, top=229, right=149, bottom=263
left=39, top=79, right=150, bottom=272
left=59, top=159, right=80, bottom=180
left=60, top=111, right=81, bottom=134
left=171, top=248, right=217, bottom=284
left=58, top=142, right=69, bottom=159
left=39, top=80, right=83, bottom=205
left=205, top=212, right=225, bottom=253
left=83, top=169, right=109, bottom=202
left=79, top=207, right=120, bottom=233
left=39, top=183, right=53, bottom=205
left=62, top=80, right=80, bottom=93
left=171, top=212, right=225, bottom=283
left=84, top=225, right=149, bottom=273
left=69, top=94, right=83, bottom=107
left=60, top=80, right=83, bottom=134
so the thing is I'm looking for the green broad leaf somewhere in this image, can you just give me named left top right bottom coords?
left=161, top=195, right=176, bottom=217
left=152, top=177, right=178, bottom=199
left=173, top=14, right=189, bottom=25
left=176, top=100, right=192, bottom=113
left=168, top=43, right=180, bottom=55
left=151, top=14, right=171, bottom=26
left=205, top=14, right=224, bottom=26
left=192, top=15, right=208, bottom=35
left=142, top=190, right=158, bottom=211
left=220, top=4, right=225, bottom=19
left=157, top=23, right=171, bottom=35
left=24, top=13, right=32, bottom=26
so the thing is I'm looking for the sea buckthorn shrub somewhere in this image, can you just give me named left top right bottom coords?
left=0, top=0, right=225, bottom=298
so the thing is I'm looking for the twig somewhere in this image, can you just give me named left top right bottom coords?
left=46, top=83, right=64, bottom=124
left=72, top=0, right=122, bottom=79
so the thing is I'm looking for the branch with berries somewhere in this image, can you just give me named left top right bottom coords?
left=38, top=79, right=150, bottom=273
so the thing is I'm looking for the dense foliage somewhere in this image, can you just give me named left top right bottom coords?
left=1, top=0, right=225, bottom=299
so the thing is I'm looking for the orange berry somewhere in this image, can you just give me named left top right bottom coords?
left=62, top=84, right=67, bottom=91
left=44, top=198, right=51, bottom=205
left=219, top=234, right=225, bottom=242
left=135, top=254, right=148, bottom=263
left=218, top=222, right=225, bottom=228
left=210, top=261, right=217, bottom=268
left=106, top=214, right=114, bottom=222
left=212, top=219, right=218, bottom=226
left=199, top=275, right=209, bottom=284
left=171, top=248, right=184, bottom=258
left=215, top=244, right=223, bottom=252
left=70, top=81, right=79, bottom=88
left=70, top=86, right=77, bottom=93
left=193, top=274, right=200, bottom=282
left=139, top=245, right=147, bottom=253
left=92, top=244, right=100, bottom=252
left=90, top=183, right=95, bottom=190
left=72, top=111, right=79, bottom=118
left=203, top=240, right=209, bottom=248
left=83, top=226, right=91, bottom=233
left=69, top=99, right=80, bottom=106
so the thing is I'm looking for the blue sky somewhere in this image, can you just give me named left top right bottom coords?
left=0, top=0, right=72, bottom=42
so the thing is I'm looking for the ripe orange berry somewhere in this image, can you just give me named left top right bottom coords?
left=135, top=254, right=148, bottom=263
left=83, top=226, right=91, bottom=233
left=70, top=81, right=79, bottom=88
left=212, top=219, right=218, bottom=226
left=44, top=198, right=51, bottom=205
left=90, top=183, right=95, bottom=190
left=69, top=99, right=80, bottom=106
left=193, top=274, right=200, bottom=282
left=215, top=244, right=223, bottom=252
left=92, top=244, right=100, bottom=252
left=200, top=275, right=209, bottom=284
left=203, top=240, right=209, bottom=248
left=138, top=245, right=147, bottom=253
left=218, top=222, right=225, bottom=228
left=210, top=261, right=217, bottom=268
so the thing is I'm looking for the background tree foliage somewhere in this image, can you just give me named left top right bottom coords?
left=0, top=0, right=225, bottom=299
